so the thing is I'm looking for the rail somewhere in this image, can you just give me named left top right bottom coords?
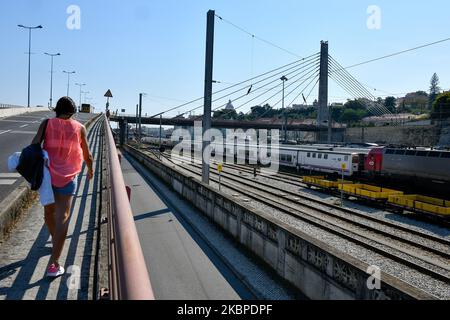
left=104, top=114, right=154, bottom=300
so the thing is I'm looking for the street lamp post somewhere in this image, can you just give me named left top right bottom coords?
left=280, top=76, right=288, bottom=142
left=18, top=24, right=43, bottom=108
left=75, top=83, right=86, bottom=111
left=63, top=71, right=76, bottom=97
left=138, top=93, right=143, bottom=143
left=45, top=52, right=61, bottom=109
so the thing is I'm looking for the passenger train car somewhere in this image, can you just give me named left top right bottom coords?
left=275, top=146, right=361, bottom=176
left=144, top=137, right=450, bottom=184
left=191, top=140, right=365, bottom=177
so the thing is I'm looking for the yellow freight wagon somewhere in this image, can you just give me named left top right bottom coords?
left=302, top=176, right=352, bottom=190
left=339, top=184, right=403, bottom=201
left=388, top=194, right=450, bottom=217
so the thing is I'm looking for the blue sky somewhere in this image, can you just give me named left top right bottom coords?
left=1, top=0, right=449, bottom=116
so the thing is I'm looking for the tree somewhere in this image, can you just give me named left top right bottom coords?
left=213, top=108, right=237, bottom=120
left=429, top=73, right=441, bottom=109
left=384, top=96, right=397, bottom=113
left=344, top=99, right=366, bottom=111
left=341, top=109, right=367, bottom=123
left=432, top=92, right=450, bottom=120
left=330, top=105, right=344, bottom=122
left=340, top=109, right=362, bottom=123
left=248, top=104, right=275, bottom=119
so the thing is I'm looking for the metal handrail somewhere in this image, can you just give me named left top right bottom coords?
left=104, top=114, right=154, bottom=300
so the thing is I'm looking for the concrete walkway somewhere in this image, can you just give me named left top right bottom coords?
left=122, top=154, right=249, bottom=300
left=123, top=152, right=301, bottom=300
left=0, top=119, right=103, bottom=300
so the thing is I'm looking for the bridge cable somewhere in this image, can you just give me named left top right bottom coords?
left=286, top=73, right=320, bottom=107
left=327, top=69, right=385, bottom=117
left=328, top=56, right=392, bottom=117
left=200, top=61, right=320, bottom=120
left=180, top=57, right=321, bottom=119
left=150, top=52, right=319, bottom=118
left=328, top=72, right=385, bottom=117
left=251, top=69, right=320, bottom=119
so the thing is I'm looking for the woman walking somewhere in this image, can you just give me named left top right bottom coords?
left=32, top=97, right=93, bottom=277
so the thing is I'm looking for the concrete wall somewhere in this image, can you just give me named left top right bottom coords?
left=0, top=107, right=46, bottom=119
left=344, top=125, right=440, bottom=146
left=124, top=145, right=432, bottom=300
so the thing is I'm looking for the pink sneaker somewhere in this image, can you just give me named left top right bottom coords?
left=47, top=264, right=65, bottom=277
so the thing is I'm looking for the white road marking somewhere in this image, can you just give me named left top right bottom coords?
left=20, top=124, right=29, bottom=128
left=0, top=180, right=17, bottom=185
left=9, top=130, right=36, bottom=135
left=9, top=115, right=46, bottom=119
left=0, top=119, right=35, bottom=123
left=0, top=130, right=12, bottom=135
left=0, top=173, right=21, bottom=178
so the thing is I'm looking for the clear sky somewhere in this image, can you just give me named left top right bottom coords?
left=1, top=0, right=449, bottom=117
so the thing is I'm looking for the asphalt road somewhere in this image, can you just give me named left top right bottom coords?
left=0, top=110, right=97, bottom=202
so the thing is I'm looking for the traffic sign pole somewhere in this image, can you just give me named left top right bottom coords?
left=217, top=163, right=223, bottom=191
left=341, top=163, right=346, bottom=207
left=104, top=89, right=113, bottom=112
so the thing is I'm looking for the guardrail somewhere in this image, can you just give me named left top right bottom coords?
left=0, top=104, right=26, bottom=109
left=104, top=114, right=155, bottom=300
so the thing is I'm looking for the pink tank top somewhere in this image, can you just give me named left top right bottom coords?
left=43, top=118, right=83, bottom=188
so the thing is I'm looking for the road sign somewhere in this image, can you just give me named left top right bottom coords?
left=341, top=163, right=347, bottom=170
left=217, top=163, right=223, bottom=173
left=104, top=89, right=113, bottom=98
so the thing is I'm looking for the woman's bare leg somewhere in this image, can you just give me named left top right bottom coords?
left=50, top=193, right=73, bottom=266
left=44, top=204, right=56, bottom=238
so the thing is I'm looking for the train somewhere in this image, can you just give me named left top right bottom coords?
left=365, top=147, right=450, bottom=183
left=142, top=137, right=450, bottom=185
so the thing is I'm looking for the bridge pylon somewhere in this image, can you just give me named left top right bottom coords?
left=317, top=40, right=329, bottom=143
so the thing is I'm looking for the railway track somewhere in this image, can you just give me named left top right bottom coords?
left=162, top=150, right=450, bottom=231
left=140, top=149, right=450, bottom=288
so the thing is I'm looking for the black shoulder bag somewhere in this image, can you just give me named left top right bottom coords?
left=16, top=119, right=49, bottom=191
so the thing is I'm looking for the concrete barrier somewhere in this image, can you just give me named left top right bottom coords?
left=0, top=107, right=47, bottom=119
left=124, top=144, right=436, bottom=300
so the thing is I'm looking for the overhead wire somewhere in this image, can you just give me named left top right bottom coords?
left=215, top=13, right=303, bottom=59
left=336, top=37, right=450, bottom=71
